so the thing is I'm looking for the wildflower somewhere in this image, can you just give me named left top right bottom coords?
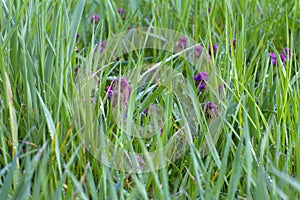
left=91, top=14, right=100, bottom=23
left=118, top=8, right=125, bottom=15
left=194, top=72, right=208, bottom=90
left=280, top=53, right=286, bottom=64
left=106, top=77, right=132, bottom=107
left=208, top=7, right=211, bottom=13
left=269, top=47, right=290, bottom=66
left=202, top=102, right=219, bottom=117
left=99, top=41, right=106, bottom=53
left=141, top=108, right=148, bottom=116
left=209, top=43, right=218, bottom=56
left=233, top=38, right=236, bottom=49
left=76, top=33, right=80, bottom=40
left=176, top=36, right=187, bottom=51
left=270, top=52, right=277, bottom=65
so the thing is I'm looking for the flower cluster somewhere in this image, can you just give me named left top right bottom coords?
left=194, top=72, right=221, bottom=118
left=201, top=102, right=219, bottom=117
left=194, top=72, right=208, bottom=90
left=269, top=47, right=290, bottom=66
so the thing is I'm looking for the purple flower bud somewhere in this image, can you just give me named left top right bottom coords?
left=141, top=108, right=148, bottom=116
left=233, top=38, right=236, bottom=49
left=105, top=86, right=113, bottom=97
left=208, top=43, right=218, bottom=56
left=118, top=8, right=124, bottom=14
left=99, top=41, right=107, bottom=53
left=91, top=14, right=100, bottom=23
left=76, top=33, right=80, bottom=40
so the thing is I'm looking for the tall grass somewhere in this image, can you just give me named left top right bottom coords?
left=0, top=0, right=299, bottom=199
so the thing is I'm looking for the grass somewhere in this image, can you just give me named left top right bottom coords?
left=0, top=0, right=300, bottom=199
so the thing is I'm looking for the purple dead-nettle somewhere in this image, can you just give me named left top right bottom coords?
left=106, top=77, right=132, bottom=107
left=194, top=72, right=208, bottom=90
left=91, top=14, right=100, bottom=23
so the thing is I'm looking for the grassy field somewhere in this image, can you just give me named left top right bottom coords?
left=0, top=0, right=300, bottom=199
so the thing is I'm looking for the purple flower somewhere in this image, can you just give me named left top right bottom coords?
left=194, top=45, right=204, bottom=59
left=118, top=8, right=124, bottom=14
left=270, top=52, right=278, bottom=65
left=233, top=38, right=236, bottom=49
left=202, top=102, right=219, bottom=117
left=280, top=53, right=287, bottom=63
left=208, top=7, right=211, bottom=13
left=105, top=86, right=113, bottom=97
left=194, top=72, right=208, bottom=90
left=99, top=41, right=106, bottom=53
left=91, top=14, right=100, bottom=23
left=208, top=43, right=218, bottom=56
left=270, top=47, right=290, bottom=66
left=141, top=108, right=148, bottom=116
left=106, top=77, right=132, bottom=107
left=76, top=33, right=80, bottom=40
left=176, top=36, right=187, bottom=51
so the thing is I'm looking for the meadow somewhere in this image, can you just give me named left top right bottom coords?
left=0, top=0, right=300, bottom=199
